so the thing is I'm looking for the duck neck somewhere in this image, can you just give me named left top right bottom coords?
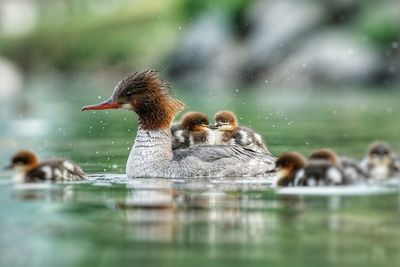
left=127, top=125, right=174, bottom=177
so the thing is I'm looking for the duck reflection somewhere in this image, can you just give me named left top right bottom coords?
left=121, top=178, right=279, bottom=243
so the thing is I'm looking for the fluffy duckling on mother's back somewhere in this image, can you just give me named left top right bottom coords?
left=214, top=111, right=270, bottom=154
left=171, top=112, right=215, bottom=150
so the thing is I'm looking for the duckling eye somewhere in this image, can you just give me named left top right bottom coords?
left=125, top=90, right=134, bottom=97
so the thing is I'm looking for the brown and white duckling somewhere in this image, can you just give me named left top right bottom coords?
left=5, top=150, right=86, bottom=183
left=273, top=152, right=307, bottom=186
left=171, top=112, right=215, bottom=150
left=309, top=148, right=367, bottom=183
left=360, top=141, right=400, bottom=179
left=170, top=121, right=188, bottom=150
left=214, top=111, right=269, bottom=154
left=274, top=151, right=347, bottom=187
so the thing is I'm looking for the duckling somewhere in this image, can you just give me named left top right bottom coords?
left=298, top=159, right=345, bottom=186
left=274, top=152, right=307, bottom=186
left=360, top=141, right=400, bottom=179
left=171, top=112, right=215, bottom=150
left=5, top=150, right=86, bottom=183
left=309, top=148, right=368, bottom=183
left=214, top=111, right=269, bottom=154
left=274, top=151, right=346, bottom=187
left=170, top=122, right=189, bottom=150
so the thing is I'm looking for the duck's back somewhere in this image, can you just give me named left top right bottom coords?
left=172, top=145, right=276, bottom=177
left=27, top=160, right=85, bottom=181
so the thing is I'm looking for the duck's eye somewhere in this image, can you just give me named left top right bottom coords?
left=125, top=91, right=133, bottom=97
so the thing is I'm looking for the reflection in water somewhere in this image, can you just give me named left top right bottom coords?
left=1, top=176, right=400, bottom=267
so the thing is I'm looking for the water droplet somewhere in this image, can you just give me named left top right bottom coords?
left=392, top=42, right=399, bottom=49
left=98, top=96, right=102, bottom=99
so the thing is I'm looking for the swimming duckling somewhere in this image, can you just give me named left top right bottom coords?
left=171, top=112, right=215, bottom=149
left=5, top=150, right=86, bottom=183
left=360, top=141, right=400, bottom=179
left=214, top=111, right=269, bottom=154
left=274, top=151, right=346, bottom=187
left=309, top=148, right=367, bottom=183
left=274, top=152, right=307, bottom=186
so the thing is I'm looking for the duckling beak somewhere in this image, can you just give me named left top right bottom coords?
left=81, top=98, right=122, bottom=111
left=207, top=124, right=219, bottom=129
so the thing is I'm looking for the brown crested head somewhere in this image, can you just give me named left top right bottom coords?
left=309, top=148, right=339, bottom=165
left=214, top=111, right=238, bottom=128
left=368, top=141, right=392, bottom=158
left=6, top=150, right=39, bottom=172
left=82, top=70, right=186, bottom=130
left=275, top=152, right=306, bottom=174
left=180, top=112, right=209, bottom=131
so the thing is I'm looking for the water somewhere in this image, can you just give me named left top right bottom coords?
left=1, top=82, right=400, bottom=267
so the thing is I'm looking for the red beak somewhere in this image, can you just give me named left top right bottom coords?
left=81, top=98, right=122, bottom=111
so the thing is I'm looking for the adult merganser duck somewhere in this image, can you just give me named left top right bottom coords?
left=82, top=70, right=275, bottom=178
left=274, top=151, right=346, bottom=187
left=360, top=141, right=400, bottom=179
left=171, top=112, right=215, bottom=150
left=5, top=150, right=85, bottom=183
left=214, top=111, right=270, bottom=154
left=309, top=148, right=368, bottom=183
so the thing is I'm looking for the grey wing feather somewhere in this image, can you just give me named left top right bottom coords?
left=173, top=145, right=275, bottom=163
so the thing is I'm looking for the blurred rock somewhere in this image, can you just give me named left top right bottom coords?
left=265, top=31, right=382, bottom=88
left=240, top=0, right=326, bottom=79
left=0, top=0, right=38, bottom=37
left=167, top=11, right=238, bottom=89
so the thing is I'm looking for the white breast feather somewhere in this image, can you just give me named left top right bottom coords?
left=327, top=167, right=342, bottom=184
left=175, top=130, right=186, bottom=143
left=41, top=166, right=52, bottom=180
left=254, top=133, right=263, bottom=143
left=63, top=161, right=75, bottom=172
left=294, top=169, right=305, bottom=185
left=370, top=166, right=389, bottom=179
left=205, top=129, right=215, bottom=145
left=54, top=168, right=62, bottom=179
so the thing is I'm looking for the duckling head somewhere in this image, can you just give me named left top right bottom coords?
left=274, top=152, right=306, bottom=181
left=367, top=141, right=393, bottom=168
left=309, top=148, right=339, bottom=166
left=214, top=111, right=238, bottom=131
left=5, top=150, right=39, bottom=173
left=180, top=112, right=210, bottom=132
